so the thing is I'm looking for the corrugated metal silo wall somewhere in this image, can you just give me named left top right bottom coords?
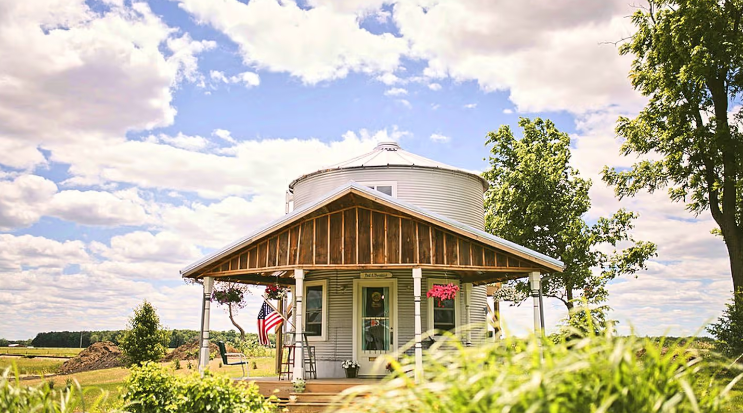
left=292, top=167, right=486, bottom=229
left=304, top=269, right=489, bottom=365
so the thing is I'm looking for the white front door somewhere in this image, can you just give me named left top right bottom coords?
left=354, top=279, right=397, bottom=376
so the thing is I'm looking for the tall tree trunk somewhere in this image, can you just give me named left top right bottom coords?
left=228, top=303, right=246, bottom=341
left=709, top=76, right=742, bottom=296
left=724, top=230, right=743, bottom=296
left=565, top=286, right=574, bottom=311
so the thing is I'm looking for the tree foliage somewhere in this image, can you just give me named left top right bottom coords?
left=707, top=291, right=743, bottom=358
left=119, top=300, right=169, bottom=366
left=484, top=118, right=657, bottom=309
left=602, top=0, right=743, bottom=293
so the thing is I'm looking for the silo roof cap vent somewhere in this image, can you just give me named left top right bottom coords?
left=375, top=141, right=400, bottom=151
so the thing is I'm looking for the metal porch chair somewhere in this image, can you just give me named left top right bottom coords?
left=217, top=341, right=249, bottom=378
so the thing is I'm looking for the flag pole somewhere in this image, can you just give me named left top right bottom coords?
left=261, top=294, right=295, bottom=329
left=275, top=297, right=284, bottom=374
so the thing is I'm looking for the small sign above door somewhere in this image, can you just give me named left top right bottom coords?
left=361, top=272, right=392, bottom=279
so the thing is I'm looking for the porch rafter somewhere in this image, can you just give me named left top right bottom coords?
left=182, top=187, right=562, bottom=286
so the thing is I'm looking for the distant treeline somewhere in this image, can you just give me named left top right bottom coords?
left=19, top=329, right=262, bottom=348
left=0, top=338, right=32, bottom=347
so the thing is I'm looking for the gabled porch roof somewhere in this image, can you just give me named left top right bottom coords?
left=181, top=182, right=563, bottom=285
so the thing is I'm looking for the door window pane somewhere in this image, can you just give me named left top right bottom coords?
left=305, top=285, right=323, bottom=336
left=362, top=287, right=390, bottom=351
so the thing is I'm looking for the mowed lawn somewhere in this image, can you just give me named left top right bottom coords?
left=1, top=347, right=83, bottom=357
left=0, top=356, right=65, bottom=375
left=11, top=356, right=278, bottom=412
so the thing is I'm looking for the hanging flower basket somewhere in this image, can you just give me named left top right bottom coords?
left=426, top=283, right=459, bottom=307
left=265, top=284, right=287, bottom=300
left=211, top=287, right=244, bottom=305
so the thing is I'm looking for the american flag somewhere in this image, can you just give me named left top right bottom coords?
left=257, top=301, right=284, bottom=346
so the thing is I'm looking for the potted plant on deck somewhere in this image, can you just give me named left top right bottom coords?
left=341, top=360, right=360, bottom=378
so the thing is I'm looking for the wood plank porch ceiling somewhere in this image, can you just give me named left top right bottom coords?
left=185, top=192, right=555, bottom=286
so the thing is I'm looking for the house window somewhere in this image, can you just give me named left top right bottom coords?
left=359, top=181, right=397, bottom=197
left=304, top=280, right=327, bottom=340
left=427, top=279, right=459, bottom=333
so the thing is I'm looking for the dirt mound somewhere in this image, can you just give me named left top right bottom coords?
left=163, top=339, right=239, bottom=362
left=58, top=341, right=123, bottom=374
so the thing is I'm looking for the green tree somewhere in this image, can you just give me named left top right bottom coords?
left=602, top=0, right=743, bottom=293
left=707, top=291, right=743, bottom=358
left=119, top=300, right=169, bottom=366
left=484, top=117, right=657, bottom=310
left=211, top=282, right=250, bottom=341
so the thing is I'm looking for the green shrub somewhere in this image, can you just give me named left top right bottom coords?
left=335, top=332, right=742, bottom=413
left=123, top=362, right=179, bottom=413
left=707, top=292, right=743, bottom=359
left=179, top=370, right=274, bottom=413
left=552, top=304, right=616, bottom=344
left=123, top=362, right=275, bottom=413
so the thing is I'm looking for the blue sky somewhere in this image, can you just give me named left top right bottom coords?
left=0, top=0, right=733, bottom=340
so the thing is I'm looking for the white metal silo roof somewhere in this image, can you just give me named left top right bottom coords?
left=289, top=141, right=488, bottom=190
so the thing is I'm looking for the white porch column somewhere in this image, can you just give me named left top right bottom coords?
left=293, top=269, right=305, bottom=380
left=412, top=267, right=423, bottom=383
left=464, top=283, right=473, bottom=346
left=528, top=272, right=542, bottom=336
left=198, top=276, right=214, bottom=374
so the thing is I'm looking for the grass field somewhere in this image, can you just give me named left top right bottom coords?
left=1, top=347, right=83, bottom=357
left=0, top=357, right=64, bottom=375
left=12, top=356, right=278, bottom=412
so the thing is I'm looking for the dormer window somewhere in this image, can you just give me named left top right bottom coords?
left=359, top=181, right=397, bottom=197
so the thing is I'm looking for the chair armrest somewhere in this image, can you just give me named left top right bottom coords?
left=225, top=352, right=247, bottom=362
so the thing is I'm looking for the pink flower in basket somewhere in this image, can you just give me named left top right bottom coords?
left=426, top=283, right=459, bottom=307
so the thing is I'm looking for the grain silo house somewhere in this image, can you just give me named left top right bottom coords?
left=182, top=142, right=563, bottom=381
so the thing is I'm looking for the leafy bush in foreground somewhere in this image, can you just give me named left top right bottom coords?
left=123, top=362, right=275, bottom=413
left=335, top=332, right=743, bottom=413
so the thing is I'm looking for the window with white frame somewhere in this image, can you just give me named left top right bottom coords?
left=359, top=181, right=397, bottom=197
left=304, top=280, right=327, bottom=340
left=427, top=279, right=459, bottom=333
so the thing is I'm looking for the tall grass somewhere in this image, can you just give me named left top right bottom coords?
left=335, top=331, right=743, bottom=413
left=0, top=366, right=109, bottom=413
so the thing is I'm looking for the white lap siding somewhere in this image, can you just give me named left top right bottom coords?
left=303, top=269, right=488, bottom=378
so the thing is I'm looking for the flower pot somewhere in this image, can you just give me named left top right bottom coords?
left=344, top=367, right=359, bottom=378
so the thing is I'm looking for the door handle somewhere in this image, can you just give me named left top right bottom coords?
left=390, top=329, right=393, bottom=345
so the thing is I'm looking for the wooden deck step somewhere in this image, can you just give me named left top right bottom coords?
left=284, top=403, right=336, bottom=413
left=238, top=378, right=376, bottom=412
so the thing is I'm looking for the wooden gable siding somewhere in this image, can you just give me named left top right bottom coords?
left=198, top=205, right=543, bottom=278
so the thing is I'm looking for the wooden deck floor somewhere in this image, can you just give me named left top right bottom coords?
left=237, top=377, right=380, bottom=412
